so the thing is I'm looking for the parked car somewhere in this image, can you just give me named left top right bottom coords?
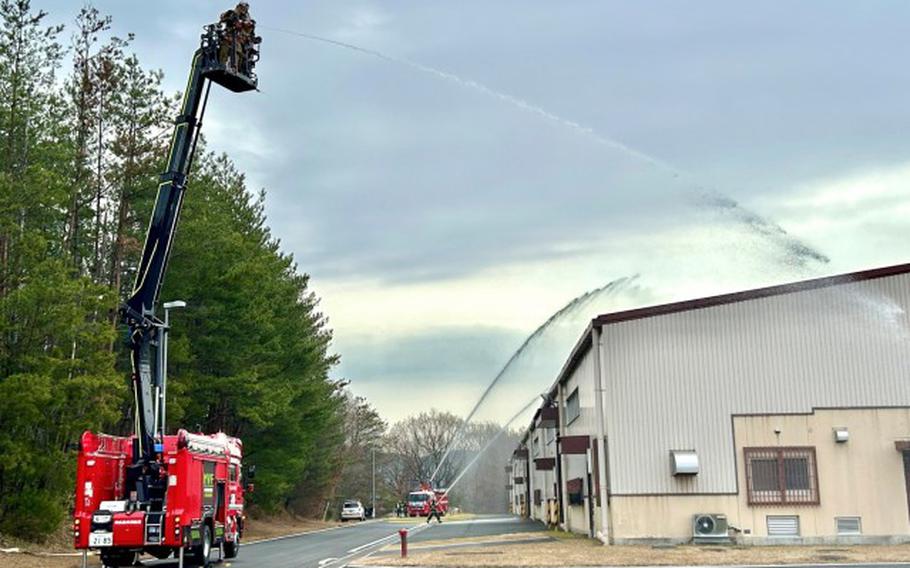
left=340, top=500, right=366, bottom=521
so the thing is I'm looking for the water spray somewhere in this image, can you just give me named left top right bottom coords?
left=443, top=395, right=541, bottom=497
left=262, top=22, right=833, bottom=488
left=263, top=26, right=829, bottom=268
left=261, top=26, right=673, bottom=172
left=429, top=275, right=639, bottom=482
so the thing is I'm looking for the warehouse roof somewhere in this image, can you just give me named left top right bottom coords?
left=550, top=261, right=910, bottom=396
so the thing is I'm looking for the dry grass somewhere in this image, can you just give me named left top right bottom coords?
left=243, top=512, right=341, bottom=542
left=362, top=532, right=910, bottom=567
left=0, top=522, right=80, bottom=553
left=0, top=553, right=94, bottom=568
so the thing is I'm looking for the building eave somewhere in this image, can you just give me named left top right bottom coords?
left=594, top=262, right=910, bottom=327
left=550, top=262, right=910, bottom=391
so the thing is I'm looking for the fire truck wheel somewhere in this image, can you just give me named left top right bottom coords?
left=224, top=533, right=240, bottom=559
left=189, top=524, right=213, bottom=567
left=99, top=550, right=140, bottom=567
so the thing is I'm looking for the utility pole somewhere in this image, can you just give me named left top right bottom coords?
left=371, top=446, right=376, bottom=518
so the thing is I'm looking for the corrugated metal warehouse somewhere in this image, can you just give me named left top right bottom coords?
left=509, top=263, right=910, bottom=544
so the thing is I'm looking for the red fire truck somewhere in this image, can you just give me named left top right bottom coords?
left=406, top=484, right=449, bottom=517
left=73, top=6, right=261, bottom=567
left=74, top=430, right=246, bottom=566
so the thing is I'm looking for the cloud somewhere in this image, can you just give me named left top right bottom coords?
left=757, top=161, right=910, bottom=273
left=337, top=325, right=525, bottom=385
left=40, top=0, right=910, bottom=423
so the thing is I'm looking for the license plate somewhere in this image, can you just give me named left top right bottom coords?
left=89, top=532, right=113, bottom=547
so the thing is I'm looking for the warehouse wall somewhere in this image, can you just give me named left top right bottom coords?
left=732, top=408, right=910, bottom=543
left=529, top=424, right=558, bottom=523
left=600, top=271, right=910, bottom=495
left=508, top=455, right=527, bottom=516
left=610, top=495, right=738, bottom=542
left=608, top=408, right=910, bottom=544
left=561, top=345, right=598, bottom=534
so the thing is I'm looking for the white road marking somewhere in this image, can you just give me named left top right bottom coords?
left=346, top=534, right=397, bottom=553
left=439, top=516, right=518, bottom=525
left=244, top=518, right=384, bottom=546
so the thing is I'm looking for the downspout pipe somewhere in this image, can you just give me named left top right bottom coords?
left=525, top=452, right=531, bottom=518
left=556, top=382, right=567, bottom=531
left=591, top=325, right=610, bottom=545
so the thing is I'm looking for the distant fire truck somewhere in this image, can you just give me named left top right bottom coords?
left=406, top=484, right=449, bottom=517
left=73, top=6, right=261, bottom=567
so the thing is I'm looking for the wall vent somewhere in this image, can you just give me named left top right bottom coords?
left=836, top=516, right=862, bottom=535
left=767, top=515, right=800, bottom=537
left=670, top=450, right=699, bottom=476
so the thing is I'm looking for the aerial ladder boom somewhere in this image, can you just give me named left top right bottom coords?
left=120, top=11, right=260, bottom=504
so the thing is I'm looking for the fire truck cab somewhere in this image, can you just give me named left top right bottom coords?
left=74, top=430, right=245, bottom=566
left=406, top=487, right=449, bottom=517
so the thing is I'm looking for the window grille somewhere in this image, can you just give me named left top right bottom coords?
left=744, top=447, right=819, bottom=505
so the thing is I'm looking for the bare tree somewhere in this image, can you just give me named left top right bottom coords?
left=328, top=391, right=387, bottom=515
left=384, top=410, right=463, bottom=491
left=381, top=411, right=521, bottom=513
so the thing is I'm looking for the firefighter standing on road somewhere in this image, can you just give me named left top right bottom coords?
left=426, top=496, right=443, bottom=524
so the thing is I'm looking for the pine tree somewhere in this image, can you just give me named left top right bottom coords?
left=64, top=6, right=129, bottom=276
left=0, top=3, right=123, bottom=538
left=106, top=53, right=170, bottom=335
left=0, top=2, right=354, bottom=539
left=159, top=153, right=344, bottom=514
left=0, top=0, right=64, bottom=298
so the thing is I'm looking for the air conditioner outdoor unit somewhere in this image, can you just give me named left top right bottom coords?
left=692, top=513, right=730, bottom=543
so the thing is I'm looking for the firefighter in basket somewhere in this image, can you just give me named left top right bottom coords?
left=218, top=2, right=260, bottom=73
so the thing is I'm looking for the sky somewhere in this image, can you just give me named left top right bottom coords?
left=44, top=1, right=910, bottom=424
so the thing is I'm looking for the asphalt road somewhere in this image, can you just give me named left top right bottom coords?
left=144, top=515, right=543, bottom=568
left=408, top=515, right=546, bottom=544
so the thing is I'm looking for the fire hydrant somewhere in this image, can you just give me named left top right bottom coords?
left=399, top=528, right=408, bottom=557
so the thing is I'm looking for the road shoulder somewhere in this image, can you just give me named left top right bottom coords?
left=354, top=532, right=910, bottom=567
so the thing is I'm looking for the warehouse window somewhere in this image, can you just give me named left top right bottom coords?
left=565, top=388, right=580, bottom=425
left=745, top=447, right=819, bottom=505
left=836, top=517, right=862, bottom=535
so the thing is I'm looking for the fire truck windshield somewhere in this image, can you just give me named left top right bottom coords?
left=408, top=492, right=429, bottom=502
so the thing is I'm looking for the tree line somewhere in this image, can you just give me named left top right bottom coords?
left=333, top=405, right=520, bottom=518
left=0, top=1, right=350, bottom=540
left=0, top=0, right=518, bottom=540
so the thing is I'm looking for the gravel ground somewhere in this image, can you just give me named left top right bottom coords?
left=361, top=532, right=910, bottom=567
